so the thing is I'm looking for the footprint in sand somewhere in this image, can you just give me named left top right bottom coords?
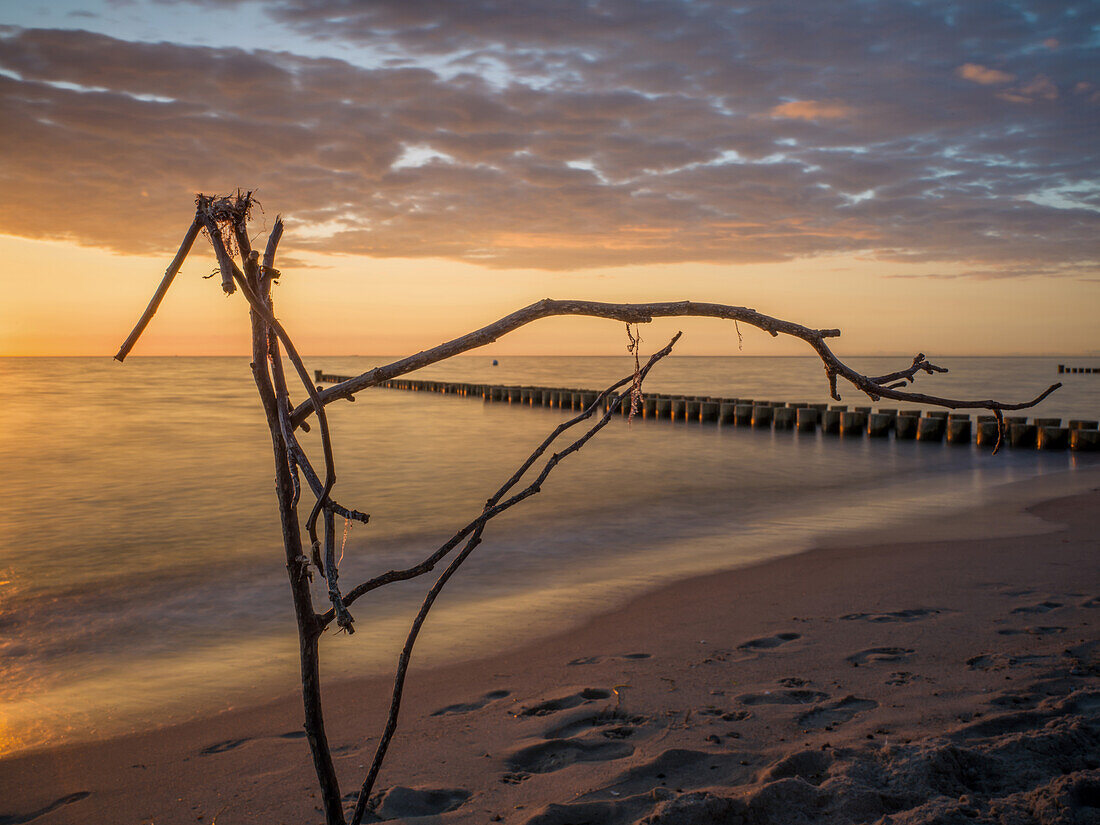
left=886, top=671, right=916, bottom=686
left=841, top=608, right=940, bottom=623
left=517, top=688, right=612, bottom=717
left=603, top=748, right=756, bottom=796
left=541, top=709, right=647, bottom=740
left=846, top=647, right=915, bottom=666
left=366, top=786, right=471, bottom=819
left=518, top=749, right=759, bottom=824
left=996, top=626, right=1066, bottom=636
left=737, top=632, right=801, bottom=651
left=989, top=692, right=1041, bottom=710
left=567, top=653, right=652, bottom=666
left=507, top=737, right=634, bottom=774
left=522, top=798, right=649, bottom=825
left=796, top=696, right=877, bottom=729
left=1009, top=601, right=1063, bottom=614
left=200, top=728, right=312, bottom=755
left=967, top=653, right=1056, bottom=671
left=1066, top=640, right=1100, bottom=674
left=737, top=689, right=828, bottom=706
left=430, top=689, right=511, bottom=716
left=200, top=738, right=250, bottom=755
left=764, top=749, right=835, bottom=785
left=0, top=791, right=91, bottom=825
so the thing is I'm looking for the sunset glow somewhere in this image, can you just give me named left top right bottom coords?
left=0, top=1, right=1096, bottom=356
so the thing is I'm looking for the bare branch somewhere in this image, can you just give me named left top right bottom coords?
left=115, top=199, right=1065, bottom=825
left=198, top=200, right=339, bottom=567
left=321, top=333, right=681, bottom=631
left=324, top=509, right=355, bottom=634
left=268, top=334, right=368, bottom=525
left=289, top=300, right=1053, bottom=429
left=114, top=217, right=202, bottom=362
left=348, top=334, right=681, bottom=823
left=261, top=216, right=284, bottom=291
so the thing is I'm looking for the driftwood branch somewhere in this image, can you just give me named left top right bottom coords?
left=290, top=300, right=1058, bottom=428
left=114, top=196, right=1064, bottom=825
left=114, top=217, right=202, bottom=362
left=200, top=213, right=339, bottom=571
left=348, top=334, right=680, bottom=824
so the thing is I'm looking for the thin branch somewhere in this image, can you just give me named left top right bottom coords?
left=324, top=509, right=355, bottom=633
left=320, top=333, right=681, bottom=631
left=114, top=217, right=202, bottom=361
left=201, top=209, right=339, bottom=565
left=810, top=335, right=1061, bottom=410
left=268, top=334, right=368, bottom=525
left=261, top=215, right=284, bottom=291
left=349, top=334, right=680, bottom=824
left=868, top=353, right=948, bottom=386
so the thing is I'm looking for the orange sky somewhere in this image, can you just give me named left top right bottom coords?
left=1, top=231, right=1095, bottom=358
left=0, top=5, right=1097, bottom=357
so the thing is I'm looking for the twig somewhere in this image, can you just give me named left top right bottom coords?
left=868, top=353, right=947, bottom=386
left=625, top=323, right=643, bottom=422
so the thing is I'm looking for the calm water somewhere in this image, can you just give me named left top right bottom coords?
left=0, top=355, right=1097, bottom=756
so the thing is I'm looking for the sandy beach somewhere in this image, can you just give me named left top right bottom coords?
left=3, top=470, right=1098, bottom=825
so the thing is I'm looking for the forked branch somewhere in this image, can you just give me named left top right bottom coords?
left=289, top=301, right=1059, bottom=429
left=318, top=332, right=682, bottom=631
left=349, top=334, right=681, bottom=825
left=113, top=197, right=1064, bottom=825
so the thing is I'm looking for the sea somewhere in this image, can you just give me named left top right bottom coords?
left=1, top=355, right=1097, bottom=757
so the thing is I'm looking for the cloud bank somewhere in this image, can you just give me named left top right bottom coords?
left=0, top=0, right=1097, bottom=274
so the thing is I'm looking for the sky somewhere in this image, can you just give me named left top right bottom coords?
left=0, top=0, right=1097, bottom=357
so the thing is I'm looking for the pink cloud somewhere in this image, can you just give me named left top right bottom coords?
left=1018, top=74, right=1059, bottom=100
left=998, top=74, right=1059, bottom=104
left=956, top=63, right=1015, bottom=85
left=769, top=99, right=853, bottom=121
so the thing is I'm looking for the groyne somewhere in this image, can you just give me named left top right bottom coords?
left=314, top=371, right=1099, bottom=452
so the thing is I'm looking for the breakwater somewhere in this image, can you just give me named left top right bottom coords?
left=1059, top=365, right=1098, bottom=374
left=315, top=371, right=1099, bottom=452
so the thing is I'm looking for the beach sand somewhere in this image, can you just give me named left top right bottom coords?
left=3, top=472, right=1098, bottom=824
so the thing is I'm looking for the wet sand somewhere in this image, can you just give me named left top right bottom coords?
left=2, top=472, right=1098, bottom=824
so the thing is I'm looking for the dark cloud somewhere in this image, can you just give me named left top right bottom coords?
left=0, top=0, right=1097, bottom=274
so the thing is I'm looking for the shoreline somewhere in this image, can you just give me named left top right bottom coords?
left=2, top=468, right=1098, bottom=824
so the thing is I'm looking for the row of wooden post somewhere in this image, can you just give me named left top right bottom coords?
left=314, top=372, right=1100, bottom=452
left=1058, top=365, right=1098, bottom=374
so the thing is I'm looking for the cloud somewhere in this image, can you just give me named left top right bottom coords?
left=888, top=263, right=1094, bottom=281
left=769, top=100, right=853, bottom=121
left=0, top=1, right=1097, bottom=278
left=956, top=63, right=1015, bottom=85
